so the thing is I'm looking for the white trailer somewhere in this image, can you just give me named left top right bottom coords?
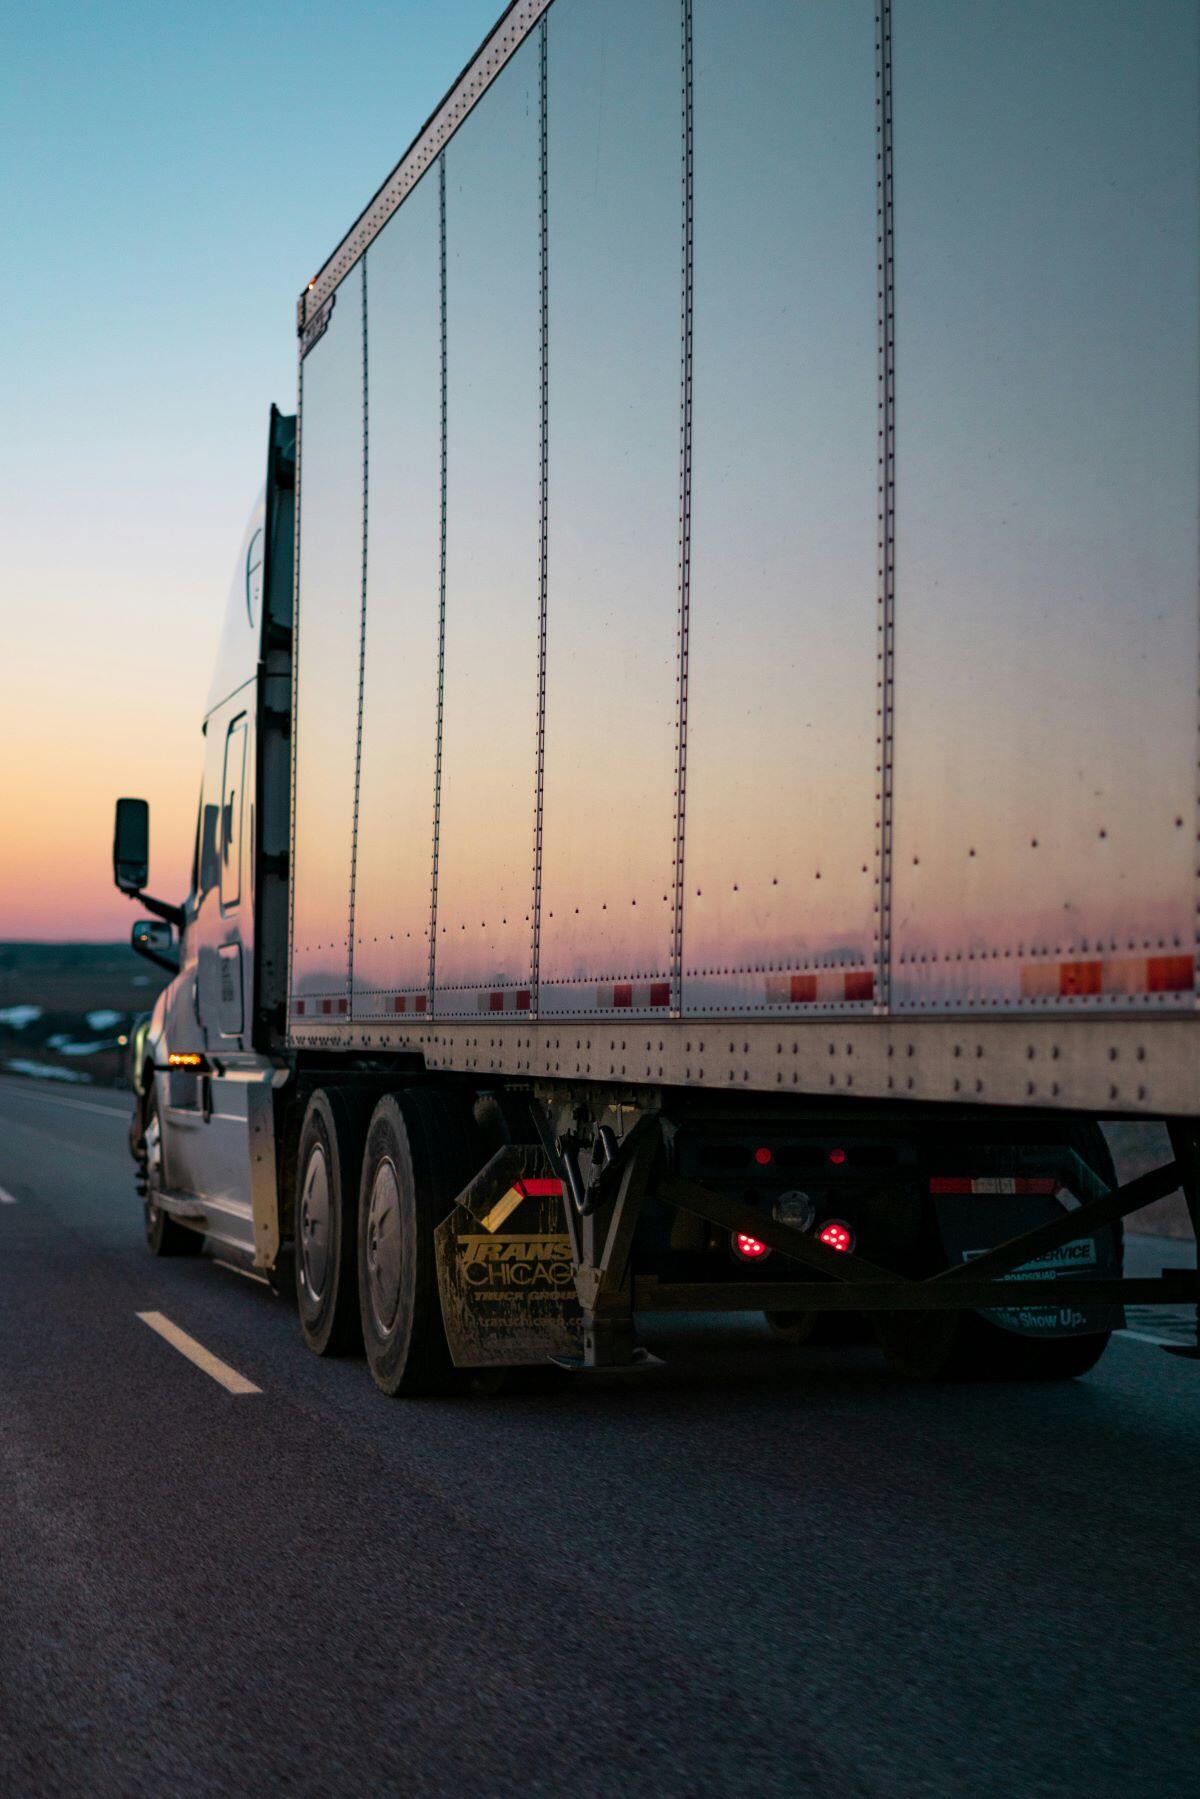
left=114, top=0, right=1200, bottom=1390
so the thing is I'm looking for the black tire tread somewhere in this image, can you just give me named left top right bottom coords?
left=359, top=1086, right=480, bottom=1398
left=142, top=1091, right=203, bottom=1258
left=294, top=1086, right=365, bottom=1357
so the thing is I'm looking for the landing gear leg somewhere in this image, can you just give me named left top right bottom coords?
left=542, top=1112, right=662, bottom=1372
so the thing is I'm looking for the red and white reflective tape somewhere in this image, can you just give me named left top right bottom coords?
left=597, top=981, right=671, bottom=1010
left=930, top=1177, right=1058, bottom=1196
left=476, top=988, right=531, bottom=1014
left=480, top=1174, right=563, bottom=1233
left=1020, top=953, right=1193, bottom=1000
left=765, top=970, right=875, bottom=1005
left=295, top=998, right=347, bottom=1017
left=391, top=993, right=429, bottom=1015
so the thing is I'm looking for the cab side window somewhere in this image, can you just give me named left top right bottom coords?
left=199, top=802, right=221, bottom=899
left=220, top=717, right=248, bottom=913
left=245, top=527, right=264, bottom=626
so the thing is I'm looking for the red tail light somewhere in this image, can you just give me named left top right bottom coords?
left=818, top=1220, right=853, bottom=1253
left=733, top=1231, right=770, bottom=1261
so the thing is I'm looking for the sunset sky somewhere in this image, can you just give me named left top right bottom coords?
left=0, top=0, right=497, bottom=939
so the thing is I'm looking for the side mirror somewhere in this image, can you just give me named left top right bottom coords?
left=131, top=917, right=179, bottom=976
left=114, top=797, right=150, bottom=894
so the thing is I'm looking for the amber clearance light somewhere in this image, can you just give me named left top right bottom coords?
left=167, top=1052, right=209, bottom=1071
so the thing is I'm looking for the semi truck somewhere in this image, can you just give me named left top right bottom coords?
left=113, top=0, right=1200, bottom=1392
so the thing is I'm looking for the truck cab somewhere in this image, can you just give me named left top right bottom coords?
left=113, top=408, right=295, bottom=1265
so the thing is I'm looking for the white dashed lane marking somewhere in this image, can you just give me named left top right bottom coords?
left=0, top=1187, right=17, bottom=1205
left=136, top=1311, right=262, bottom=1395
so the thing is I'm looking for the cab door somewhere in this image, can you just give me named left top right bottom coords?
left=165, top=700, right=261, bottom=1252
left=213, top=713, right=248, bottom=1038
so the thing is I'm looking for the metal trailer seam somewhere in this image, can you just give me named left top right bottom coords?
left=347, top=259, right=369, bottom=1015
left=286, top=340, right=305, bottom=1027
left=299, top=0, right=554, bottom=325
left=671, top=0, right=694, bottom=1017
left=1195, top=315, right=1200, bottom=1004
left=531, top=14, right=549, bottom=1019
left=428, top=153, right=449, bottom=1014
left=874, top=0, right=896, bottom=1017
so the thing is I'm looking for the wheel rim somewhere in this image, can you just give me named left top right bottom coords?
left=365, top=1157, right=403, bottom=1336
left=299, top=1143, right=331, bottom=1301
left=144, top=1109, right=163, bottom=1228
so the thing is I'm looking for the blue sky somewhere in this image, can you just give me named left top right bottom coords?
left=0, top=0, right=499, bottom=935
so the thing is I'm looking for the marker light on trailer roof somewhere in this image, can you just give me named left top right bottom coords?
left=733, top=1232, right=770, bottom=1261
left=754, top=1146, right=773, bottom=1165
left=818, top=1220, right=854, bottom=1253
left=828, top=1147, right=846, bottom=1165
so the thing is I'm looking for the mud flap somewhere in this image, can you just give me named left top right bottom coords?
left=935, top=1186, right=1124, bottom=1338
left=435, top=1188, right=583, bottom=1368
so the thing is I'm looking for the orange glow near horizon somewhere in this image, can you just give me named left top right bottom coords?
left=0, top=552, right=218, bottom=943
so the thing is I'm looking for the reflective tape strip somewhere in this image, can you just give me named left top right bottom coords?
left=481, top=1175, right=562, bottom=1234
left=480, top=1187, right=525, bottom=1233
left=931, top=1177, right=1058, bottom=1196
left=1020, top=954, right=1194, bottom=1000
left=392, top=993, right=429, bottom=1015
left=475, top=988, right=532, bottom=1014
left=599, top=982, right=670, bottom=1009
left=765, top=970, right=875, bottom=1005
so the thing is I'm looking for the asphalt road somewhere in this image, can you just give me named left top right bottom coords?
left=1, top=1074, right=1198, bottom=1798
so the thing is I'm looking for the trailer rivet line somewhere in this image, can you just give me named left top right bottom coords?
left=874, top=0, right=896, bottom=1017
left=347, top=256, right=370, bottom=1019
left=429, top=151, right=449, bottom=1016
left=531, top=13, right=550, bottom=1020
left=671, top=0, right=695, bottom=1018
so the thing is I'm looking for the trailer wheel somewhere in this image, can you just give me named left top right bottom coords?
left=875, top=1123, right=1120, bottom=1381
left=294, top=1089, right=363, bottom=1356
left=763, top=1310, right=820, bottom=1345
left=140, top=1092, right=202, bottom=1258
left=874, top=1301, right=1115, bottom=1382
left=764, top=1310, right=869, bottom=1346
left=358, top=1088, right=476, bottom=1397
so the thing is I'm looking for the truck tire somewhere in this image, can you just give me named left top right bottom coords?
left=764, top=1310, right=869, bottom=1346
left=294, top=1088, right=364, bottom=1356
left=140, top=1092, right=203, bottom=1258
left=357, top=1088, right=477, bottom=1397
left=875, top=1123, right=1121, bottom=1381
left=763, top=1310, right=820, bottom=1345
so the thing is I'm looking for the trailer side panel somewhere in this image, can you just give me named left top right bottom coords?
left=889, top=0, right=1200, bottom=1016
left=351, top=169, right=443, bottom=1020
